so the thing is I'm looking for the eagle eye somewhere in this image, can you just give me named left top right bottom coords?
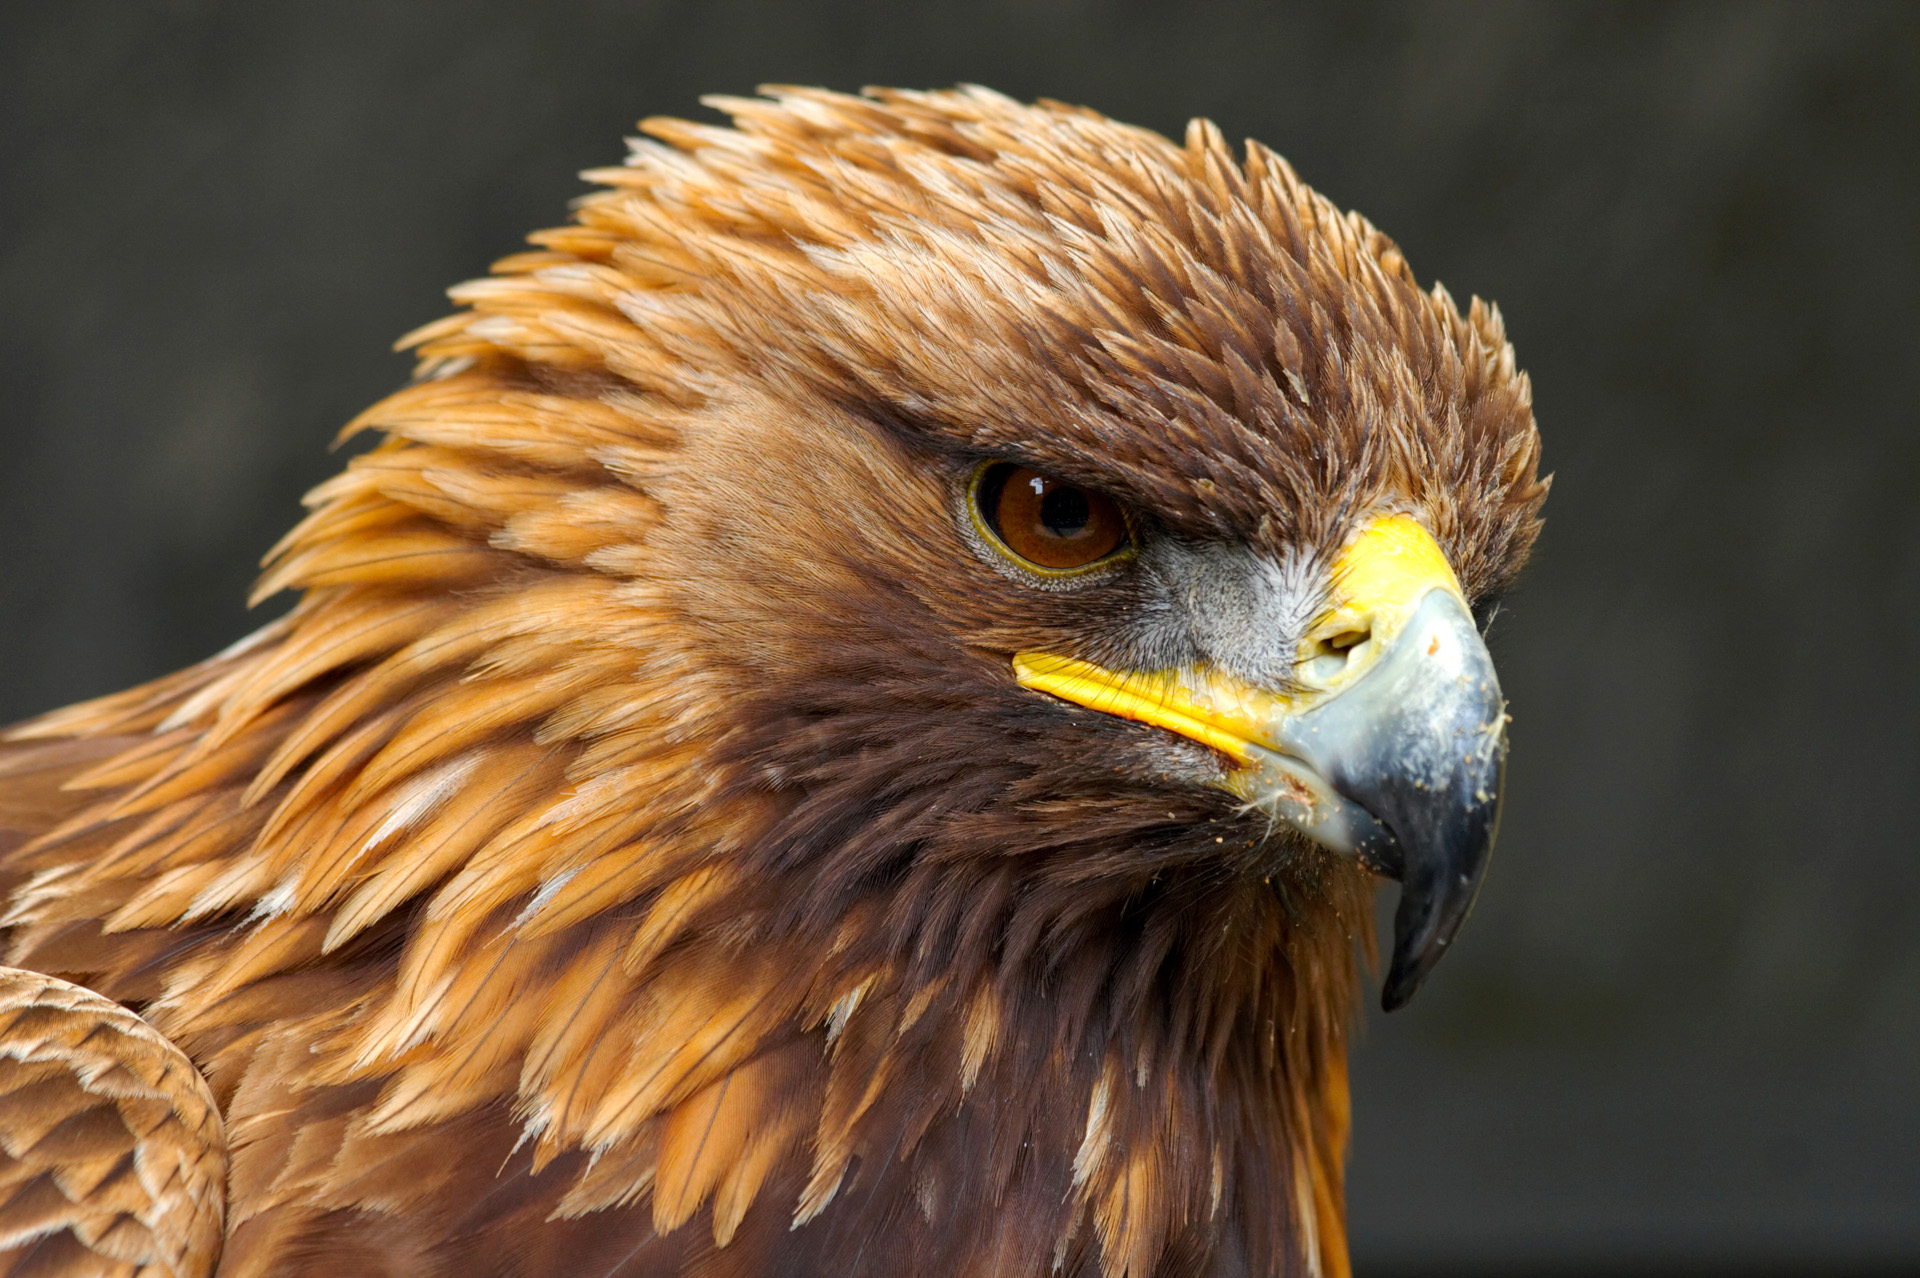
left=970, top=462, right=1132, bottom=574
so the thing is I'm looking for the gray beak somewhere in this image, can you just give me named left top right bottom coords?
left=1248, top=589, right=1507, bottom=1009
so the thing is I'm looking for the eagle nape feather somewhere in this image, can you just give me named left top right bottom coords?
left=0, top=86, right=1545, bottom=1278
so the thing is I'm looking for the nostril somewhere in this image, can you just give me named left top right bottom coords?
left=1301, top=623, right=1373, bottom=684
left=1323, top=628, right=1368, bottom=653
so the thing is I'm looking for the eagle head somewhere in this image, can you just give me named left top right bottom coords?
left=518, top=86, right=1545, bottom=1010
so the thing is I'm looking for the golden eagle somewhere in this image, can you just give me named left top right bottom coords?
left=0, top=87, right=1544, bottom=1277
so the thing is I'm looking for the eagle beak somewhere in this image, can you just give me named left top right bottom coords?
left=1013, top=516, right=1507, bottom=1010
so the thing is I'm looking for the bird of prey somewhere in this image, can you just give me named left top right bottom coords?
left=0, top=87, right=1545, bottom=1278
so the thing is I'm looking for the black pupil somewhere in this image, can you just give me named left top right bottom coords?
left=1038, top=484, right=1090, bottom=537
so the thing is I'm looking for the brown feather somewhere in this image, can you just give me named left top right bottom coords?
left=0, top=969, right=225, bottom=1278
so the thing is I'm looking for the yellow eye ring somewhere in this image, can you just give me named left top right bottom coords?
left=967, top=461, right=1137, bottom=578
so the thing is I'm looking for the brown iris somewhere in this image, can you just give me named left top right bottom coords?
left=975, top=463, right=1130, bottom=571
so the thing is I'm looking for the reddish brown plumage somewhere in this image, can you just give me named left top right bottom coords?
left=0, top=87, right=1544, bottom=1277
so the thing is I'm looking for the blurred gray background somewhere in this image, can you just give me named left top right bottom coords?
left=3, top=2, right=1916, bottom=1273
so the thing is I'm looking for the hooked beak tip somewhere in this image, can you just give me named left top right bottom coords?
left=1372, top=706, right=1506, bottom=1012
left=1283, top=589, right=1507, bottom=1011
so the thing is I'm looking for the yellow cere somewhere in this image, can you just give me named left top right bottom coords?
left=1324, top=514, right=1463, bottom=616
left=1012, top=514, right=1463, bottom=761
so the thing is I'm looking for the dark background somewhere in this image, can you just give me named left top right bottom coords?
left=3, top=2, right=1916, bottom=1273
